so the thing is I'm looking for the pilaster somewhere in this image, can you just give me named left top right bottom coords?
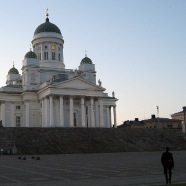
left=0, top=101, right=5, bottom=126
left=41, top=98, right=45, bottom=127
left=11, top=101, right=15, bottom=127
left=48, top=43, right=51, bottom=60
left=25, top=100, right=30, bottom=127
left=41, top=43, right=44, bottom=60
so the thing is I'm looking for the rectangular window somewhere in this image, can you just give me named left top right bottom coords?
left=16, top=105, right=21, bottom=110
left=38, top=53, right=41, bottom=60
left=52, top=52, right=55, bottom=60
left=16, top=116, right=21, bottom=127
left=58, top=53, right=61, bottom=61
left=44, top=52, right=48, bottom=60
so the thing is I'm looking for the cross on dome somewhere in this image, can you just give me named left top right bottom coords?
left=46, top=9, right=49, bottom=18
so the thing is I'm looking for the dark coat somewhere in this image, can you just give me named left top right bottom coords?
left=161, top=151, right=174, bottom=169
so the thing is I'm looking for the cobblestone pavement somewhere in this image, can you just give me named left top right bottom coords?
left=0, top=151, right=186, bottom=186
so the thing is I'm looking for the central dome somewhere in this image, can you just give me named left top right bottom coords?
left=34, top=17, right=61, bottom=35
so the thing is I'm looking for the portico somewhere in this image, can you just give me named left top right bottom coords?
left=39, top=93, right=117, bottom=128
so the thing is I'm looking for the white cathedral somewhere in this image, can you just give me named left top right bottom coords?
left=0, top=13, right=118, bottom=128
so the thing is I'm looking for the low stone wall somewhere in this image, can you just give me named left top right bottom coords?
left=0, top=128, right=186, bottom=155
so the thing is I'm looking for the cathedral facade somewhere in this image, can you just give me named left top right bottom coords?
left=0, top=14, right=118, bottom=128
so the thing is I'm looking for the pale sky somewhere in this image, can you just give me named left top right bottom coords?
left=0, top=0, right=186, bottom=125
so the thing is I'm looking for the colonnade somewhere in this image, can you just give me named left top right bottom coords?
left=0, top=96, right=117, bottom=128
left=40, top=95, right=117, bottom=128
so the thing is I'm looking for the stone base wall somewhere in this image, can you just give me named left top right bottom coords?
left=0, top=127, right=186, bottom=155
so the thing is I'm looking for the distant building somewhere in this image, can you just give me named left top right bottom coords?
left=171, top=107, right=186, bottom=133
left=120, top=115, right=181, bottom=129
left=171, top=111, right=183, bottom=121
left=142, top=115, right=181, bottom=129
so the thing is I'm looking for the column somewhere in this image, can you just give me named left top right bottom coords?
left=11, top=102, right=15, bottom=127
left=0, top=101, right=5, bottom=126
left=109, top=106, right=112, bottom=128
left=45, top=97, right=50, bottom=127
left=50, top=96, right=53, bottom=127
left=41, top=98, right=45, bottom=127
left=99, top=98, right=104, bottom=127
left=95, top=100, right=99, bottom=127
left=85, top=103, right=89, bottom=128
left=113, top=106, right=117, bottom=128
left=90, top=97, right=95, bottom=127
left=60, top=96, right=64, bottom=127
left=69, top=96, right=74, bottom=127
left=25, top=100, right=30, bottom=127
left=107, top=106, right=110, bottom=128
left=81, top=97, right=86, bottom=127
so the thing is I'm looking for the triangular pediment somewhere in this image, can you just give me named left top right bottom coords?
left=49, top=77, right=105, bottom=91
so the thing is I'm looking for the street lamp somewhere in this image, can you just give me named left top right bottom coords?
left=156, top=106, right=159, bottom=125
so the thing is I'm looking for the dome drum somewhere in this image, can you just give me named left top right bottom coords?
left=32, top=32, right=63, bottom=44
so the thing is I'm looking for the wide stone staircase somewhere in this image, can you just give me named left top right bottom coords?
left=0, top=127, right=186, bottom=155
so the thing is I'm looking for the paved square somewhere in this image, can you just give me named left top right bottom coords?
left=0, top=151, right=186, bottom=186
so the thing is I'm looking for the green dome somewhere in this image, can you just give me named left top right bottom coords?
left=25, top=51, right=37, bottom=59
left=34, top=18, right=61, bottom=35
left=8, top=66, right=19, bottom=75
left=81, top=56, right=93, bottom=65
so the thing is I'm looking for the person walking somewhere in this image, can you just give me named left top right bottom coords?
left=161, top=147, right=174, bottom=184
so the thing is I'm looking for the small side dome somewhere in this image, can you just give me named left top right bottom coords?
left=25, top=51, right=37, bottom=59
left=8, top=66, right=19, bottom=75
left=81, top=56, right=93, bottom=65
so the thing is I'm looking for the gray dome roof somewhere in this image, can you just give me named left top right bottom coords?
left=81, top=56, right=92, bottom=65
left=34, top=18, right=61, bottom=35
left=25, top=51, right=37, bottom=59
left=8, top=66, right=19, bottom=75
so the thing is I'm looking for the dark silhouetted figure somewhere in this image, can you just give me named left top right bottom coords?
left=161, top=147, right=174, bottom=184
